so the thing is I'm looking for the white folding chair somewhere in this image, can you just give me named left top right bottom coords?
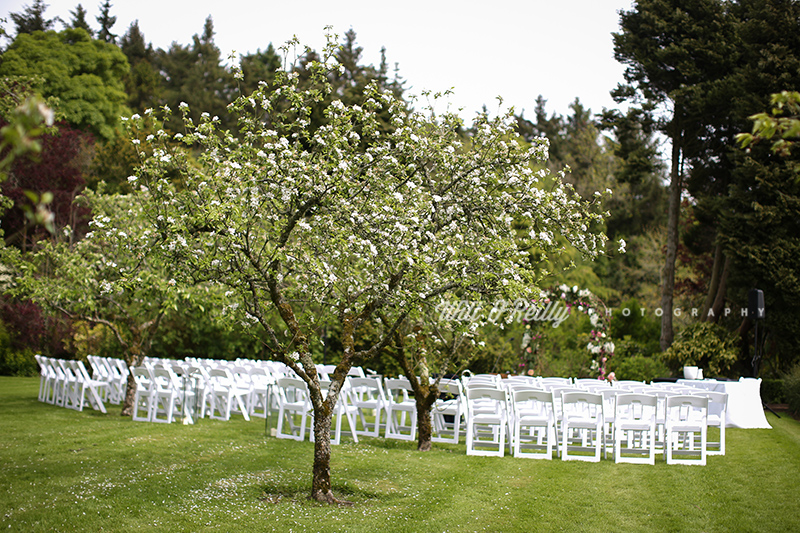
left=613, top=393, right=658, bottom=465
left=275, top=377, right=312, bottom=441
left=560, top=391, right=604, bottom=462
left=431, top=378, right=465, bottom=444
left=511, top=389, right=556, bottom=459
left=72, top=360, right=109, bottom=414
left=35, top=355, right=56, bottom=404
left=207, top=367, right=251, bottom=421
left=150, top=366, right=181, bottom=423
left=347, top=377, right=389, bottom=438
left=59, top=360, right=83, bottom=410
left=130, top=366, right=156, bottom=422
left=699, top=391, right=727, bottom=456
left=384, top=377, right=417, bottom=441
left=247, top=366, right=274, bottom=419
left=665, top=395, right=708, bottom=465
left=465, top=387, right=510, bottom=457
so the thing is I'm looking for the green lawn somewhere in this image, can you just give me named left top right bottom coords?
left=1, top=376, right=798, bottom=532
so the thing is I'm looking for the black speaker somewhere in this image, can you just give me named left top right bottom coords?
left=748, top=289, right=765, bottom=320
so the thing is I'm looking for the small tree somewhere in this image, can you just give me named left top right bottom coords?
left=4, top=190, right=205, bottom=415
left=128, top=34, right=608, bottom=503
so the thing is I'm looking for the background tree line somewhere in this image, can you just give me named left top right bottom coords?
left=1, top=0, right=799, bottom=386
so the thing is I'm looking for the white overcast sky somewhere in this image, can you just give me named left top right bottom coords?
left=2, top=0, right=635, bottom=121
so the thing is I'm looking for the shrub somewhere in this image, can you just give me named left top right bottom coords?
left=661, top=322, right=739, bottom=378
left=609, top=355, right=670, bottom=382
left=783, top=363, right=800, bottom=416
left=0, top=320, right=38, bottom=376
left=761, top=378, right=785, bottom=405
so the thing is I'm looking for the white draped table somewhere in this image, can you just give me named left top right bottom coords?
left=677, top=378, right=772, bottom=429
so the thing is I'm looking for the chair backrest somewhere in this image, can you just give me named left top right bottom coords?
left=540, top=377, right=572, bottom=388
left=152, top=366, right=180, bottom=391
left=435, top=378, right=464, bottom=397
left=348, top=377, right=388, bottom=401
left=131, top=366, right=154, bottom=390
left=466, top=387, right=508, bottom=417
left=463, top=373, right=501, bottom=390
left=615, top=393, right=657, bottom=421
left=384, top=377, right=413, bottom=403
left=248, top=366, right=273, bottom=386
left=276, top=376, right=310, bottom=404
left=613, top=380, right=646, bottom=389
left=700, top=391, right=727, bottom=405
left=561, top=391, right=603, bottom=420
left=347, top=366, right=366, bottom=378
left=511, top=389, right=553, bottom=412
left=316, top=364, right=337, bottom=380
left=665, top=394, right=708, bottom=423
left=698, top=391, right=727, bottom=418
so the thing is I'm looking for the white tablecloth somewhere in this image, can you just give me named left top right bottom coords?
left=676, top=378, right=772, bottom=429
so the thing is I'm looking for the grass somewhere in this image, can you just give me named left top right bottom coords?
left=1, top=376, right=799, bottom=532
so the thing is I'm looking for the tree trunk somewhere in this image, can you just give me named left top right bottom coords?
left=709, top=255, right=731, bottom=321
left=660, top=128, right=683, bottom=351
left=416, top=397, right=433, bottom=452
left=120, top=371, right=136, bottom=416
left=701, top=242, right=724, bottom=321
left=310, top=407, right=351, bottom=506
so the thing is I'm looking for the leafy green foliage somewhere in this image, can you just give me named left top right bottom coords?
left=607, top=350, right=670, bottom=382
left=0, top=28, right=130, bottom=141
left=67, top=4, right=93, bottom=36
left=118, top=21, right=161, bottom=113
left=737, top=91, right=800, bottom=175
left=95, top=0, right=117, bottom=44
left=0, top=319, right=37, bottom=376
left=661, top=321, right=738, bottom=377
left=783, top=362, right=800, bottom=416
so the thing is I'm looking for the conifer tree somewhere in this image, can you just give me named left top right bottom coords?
left=9, top=0, right=57, bottom=36
left=95, top=0, right=116, bottom=44
left=67, top=4, right=93, bottom=36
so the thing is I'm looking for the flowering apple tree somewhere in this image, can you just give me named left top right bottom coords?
left=125, top=34, right=608, bottom=503
left=4, top=189, right=224, bottom=415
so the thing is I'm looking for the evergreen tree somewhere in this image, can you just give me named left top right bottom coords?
left=155, top=16, right=234, bottom=131
left=239, top=44, right=282, bottom=96
left=119, top=20, right=160, bottom=113
left=613, top=0, right=734, bottom=350
left=67, top=4, right=93, bottom=36
left=95, top=0, right=117, bottom=44
left=718, top=0, right=800, bottom=373
left=9, top=0, right=57, bottom=36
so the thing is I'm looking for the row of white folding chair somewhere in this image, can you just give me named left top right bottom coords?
left=499, top=385, right=714, bottom=464
left=35, top=356, right=109, bottom=414
left=135, top=362, right=255, bottom=423
left=86, top=355, right=128, bottom=404
left=165, top=360, right=273, bottom=421
left=507, top=387, right=611, bottom=461
left=612, top=383, right=727, bottom=457
left=273, top=374, right=463, bottom=445
left=130, top=365, right=194, bottom=423
left=274, top=376, right=361, bottom=445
